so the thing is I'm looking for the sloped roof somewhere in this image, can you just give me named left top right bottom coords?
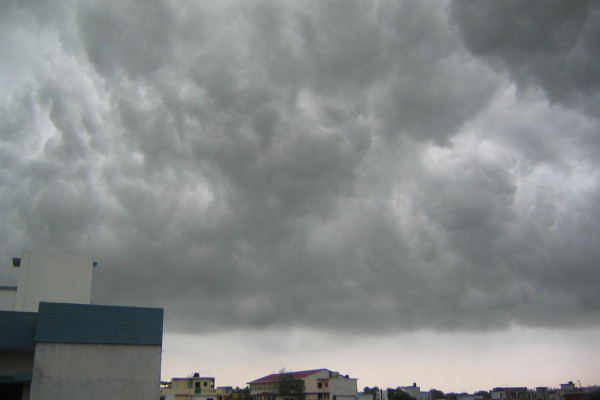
left=1, top=302, right=164, bottom=351
left=35, top=302, right=164, bottom=345
left=0, top=311, right=37, bottom=350
left=248, top=369, right=330, bottom=384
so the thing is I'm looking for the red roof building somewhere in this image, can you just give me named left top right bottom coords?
left=248, top=369, right=359, bottom=400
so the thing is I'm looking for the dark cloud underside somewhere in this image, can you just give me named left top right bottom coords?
left=1, top=0, right=599, bottom=334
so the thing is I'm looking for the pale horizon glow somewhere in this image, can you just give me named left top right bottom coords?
left=161, top=326, right=600, bottom=393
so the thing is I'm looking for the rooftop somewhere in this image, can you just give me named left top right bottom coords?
left=248, top=369, right=331, bottom=384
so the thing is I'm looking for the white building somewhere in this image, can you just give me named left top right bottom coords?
left=0, top=249, right=164, bottom=400
left=1, top=250, right=94, bottom=312
left=401, top=384, right=431, bottom=400
left=376, top=389, right=388, bottom=400
left=491, top=388, right=529, bottom=400
left=248, top=369, right=359, bottom=400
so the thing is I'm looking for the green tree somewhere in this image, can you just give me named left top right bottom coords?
left=234, top=386, right=251, bottom=400
left=364, top=387, right=380, bottom=398
left=277, top=369, right=305, bottom=400
left=430, top=390, right=445, bottom=400
left=389, top=388, right=416, bottom=400
left=476, top=392, right=491, bottom=399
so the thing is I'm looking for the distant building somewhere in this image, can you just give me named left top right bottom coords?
left=0, top=249, right=164, bottom=400
left=551, top=382, right=600, bottom=400
left=561, top=384, right=577, bottom=392
left=248, top=369, right=359, bottom=400
left=376, top=388, right=389, bottom=400
left=491, top=388, right=530, bottom=400
left=160, top=373, right=236, bottom=400
left=401, top=384, right=431, bottom=400
left=533, top=387, right=551, bottom=400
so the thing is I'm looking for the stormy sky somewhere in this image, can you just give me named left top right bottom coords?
left=1, top=0, right=599, bottom=392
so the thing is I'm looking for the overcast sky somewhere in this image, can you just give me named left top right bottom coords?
left=1, top=0, right=599, bottom=393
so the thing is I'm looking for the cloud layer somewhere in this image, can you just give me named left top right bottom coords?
left=1, top=0, right=599, bottom=334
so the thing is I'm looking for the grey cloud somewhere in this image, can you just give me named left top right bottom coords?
left=77, top=0, right=178, bottom=77
left=450, top=0, right=600, bottom=117
left=1, top=1, right=599, bottom=334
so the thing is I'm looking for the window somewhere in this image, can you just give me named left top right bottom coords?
left=325, top=383, right=328, bottom=388
left=318, top=383, right=323, bottom=389
left=204, top=382, right=208, bottom=386
left=188, top=382, right=193, bottom=388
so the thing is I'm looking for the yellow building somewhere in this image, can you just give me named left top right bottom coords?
left=161, top=374, right=235, bottom=400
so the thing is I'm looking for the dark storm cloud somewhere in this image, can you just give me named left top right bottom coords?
left=1, top=0, right=599, bottom=334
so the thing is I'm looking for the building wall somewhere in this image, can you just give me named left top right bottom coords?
left=249, top=370, right=358, bottom=400
left=30, top=343, right=161, bottom=400
left=330, top=376, right=358, bottom=399
left=402, top=386, right=430, bottom=400
left=14, top=250, right=94, bottom=312
left=162, top=376, right=217, bottom=397
left=249, top=381, right=278, bottom=395
left=0, top=287, right=16, bottom=311
left=376, top=389, right=388, bottom=400
left=0, top=351, right=33, bottom=400
left=492, top=388, right=529, bottom=400
left=305, top=370, right=331, bottom=394
left=302, top=370, right=357, bottom=400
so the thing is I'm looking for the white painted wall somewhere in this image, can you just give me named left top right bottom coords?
left=376, top=389, right=388, bottom=400
left=0, top=287, right=16, bottom=311
left=402, top=386, right=431, bottom=400
left=304, top=369, right=331, bottom=394
left=330, top=375, right=358, bottom=398
left=14, top=250, right=94, bottom=312
left=30, top=343, right=161, bottom=400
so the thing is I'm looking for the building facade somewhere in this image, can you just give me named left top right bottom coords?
left=491, top=388, right=530, bottom=400
left=401, top=384, right=431, bottom=400
left=161, top=374, right=217, bottom=400
left=160, top=373, right=238, bottom=400
left=0, top=249, right=164, bottom=400
left=248, top=369, right=359, bottom=400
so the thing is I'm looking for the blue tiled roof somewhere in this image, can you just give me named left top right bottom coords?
left=35, top=302, right=163, bottom=345
left=0, top=311, right=37, bottom=350
left=0, top=373, right=33, bottom=383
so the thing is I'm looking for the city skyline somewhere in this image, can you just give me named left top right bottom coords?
left=160, top=328, right=598, bottom=393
